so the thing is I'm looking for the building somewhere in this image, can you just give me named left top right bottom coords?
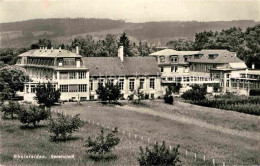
left=16, top=46, right=162, bottom=101
left=83, top=46, right=162, bottom=100
left=16, top=47, right=90, bottom=101
left=149, top=48, right=257, bottom=95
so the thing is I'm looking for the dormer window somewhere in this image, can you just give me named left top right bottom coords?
left=170, top=55, right=178, bottom=62
left=160, top=56, right=165, bottom=62
left=208, top=54, right=218, bottom=59
left=184, top=56, right=188, bottom=62
left=194, top=54, right=201, bottom=59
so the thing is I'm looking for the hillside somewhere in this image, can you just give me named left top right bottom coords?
left=0, top=18, right=259, bottom=48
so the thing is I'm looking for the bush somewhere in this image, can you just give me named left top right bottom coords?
left=164, top=88, right=174, bottom=105
left=181, top=84, right=206, bottom=102
left=85, top=128, right=120, bottom=159
left=249, top=89, right=260, bottom=96
left=18, top=105, right=50, bottom=127
left=137, top=141, right=180, bottom=166
left=2, top=101, right=23, bottom=119
left=35, top=82, right=61, bottom=108
left=48, top=113, right=84, bottom=141
left=96, top=83, right=122, bottom=103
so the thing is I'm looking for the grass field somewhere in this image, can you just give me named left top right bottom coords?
left=1, top=100, right=259, bottom=165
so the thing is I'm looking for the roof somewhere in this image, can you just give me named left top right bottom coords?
left=149, top=49, right=199, bottom=65
left=18, top=49, right=82, bottom=58
left=83, top=57, right=160, bottom=76
left=149, top=49, right=199, bottom=56
left=189, top=49, right=244, bottom=64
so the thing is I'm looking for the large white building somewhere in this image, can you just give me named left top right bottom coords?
left=16, top=46, right=162, bottom=101
left=150, top=48, right=260, bottom=95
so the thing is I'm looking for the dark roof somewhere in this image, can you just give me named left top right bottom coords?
left=189, top=49, right=243, bottom=64
left=83, top=57, right=160, bottom=76
left=18, top=49, right=82, bottom=58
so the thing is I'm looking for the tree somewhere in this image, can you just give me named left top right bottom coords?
left=34, top=82, right=61, bottom=108
left=18, top=105, right=50, bottom=127
left=181, top=84, right=206, bottom=102
left=85, top=128, right=120, bottom=159
left=2, top=101, right=24, bottom=119
left=48, top=113, right=84, bottom=141
left=0, top=65, right=25, bottom=98
left=137, top=141, right=180, bottom=166
left=30, top=38, right=52, bottom=49
left=96, top=82, right=122, bottom=103
left=118, top=33, right=134, bottom=57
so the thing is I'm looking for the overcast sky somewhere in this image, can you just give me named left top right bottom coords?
left=0, top=0, right=259, bottom=23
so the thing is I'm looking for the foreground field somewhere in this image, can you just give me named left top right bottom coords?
left=1, top=100, right=259, bottom=165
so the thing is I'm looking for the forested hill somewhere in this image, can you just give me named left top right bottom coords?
left=0, top=18, right=259, bottom=48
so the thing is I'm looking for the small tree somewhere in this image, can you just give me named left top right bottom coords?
left=49, top=113, right=84, bottom=141
left=35, top=82, right=61, bottom=108
left=18, top=105, right=50, bottom=127
left=137, top=141, right=180, bottom=166
left=213, top=83, right=220, bottom=92
left=85, top=128, right=120, bottom=159
left=96, top=82, right=122, bottom=103
left=1, top=101, right=23, bottom=119
left=181, top=84, right=206, bottom=102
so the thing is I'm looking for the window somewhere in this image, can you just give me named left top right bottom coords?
left=160, top=56, right=165, bottom=62
left=108, top=79, right=114, bottom=85
left=150, top=78, right=155, bottom=89
left=171, top=66, right=178, bottom=72
left=160, top=67, right=164, bottom=72
left=60, top=85, right=68, bottom=92
left=184, top=56, right=188, bottom=62
left=78, top=71, right=86, bottom=79
left=119, top=79, right=124, bottom=90
left=139, top=79, right=145, bottom=89
left=80, top=97, right=87, bottom=101
left=60, top=72, right=68, bottom=79
left=69, top=71, right=76, bottom=79
left=129, top=79, right=135, bottom=91
left=90, top=80, right=93, bottom=91
left=209, top=54, right=218, bottom=59
left=168, top=77, right=173, bottom=81
left=170, top=56, right=178, bottom=62
left=31, top=85, right=36, bottom=93
left=98, top=79, right=104, bottom=87
left=79, top=84, right=87, bottom=92
left=69, top=84, right=78, bottom=92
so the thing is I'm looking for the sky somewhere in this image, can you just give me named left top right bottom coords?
left=0, top=0, right=260, bottom=23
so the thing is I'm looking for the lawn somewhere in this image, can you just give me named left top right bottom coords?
left=0, top=100, right=259, bottom=165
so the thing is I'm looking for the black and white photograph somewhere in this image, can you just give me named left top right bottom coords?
left=0, top=0, right=259, bottom=165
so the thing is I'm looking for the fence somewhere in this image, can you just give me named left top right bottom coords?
left=51, top=108, right=227, bottom=166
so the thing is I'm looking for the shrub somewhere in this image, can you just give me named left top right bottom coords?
left=96, top=83, right=122, bottom=103
left=2, top=101, right=23, bottom=119
left=164, top=88, right=174, bottom=105
left=249, top=89, right=260, bottom=96
left=213, top=83, right=220, bottom=92
left=18, top=105, right=50, bottom=127
left=137, top=141, right=180, bottom=166
left=48, top=113, right=84, bottom=141
left=35, top=82, right=61, bottom=108
left=85, top=128, right=120, bottom=159
left=181, top=84, right=206, bottom=102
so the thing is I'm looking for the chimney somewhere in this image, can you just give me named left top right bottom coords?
left=118, top=46, right=124, bottom=62
left=51, top=46, right=54, bottom=51
left=59, top=46, right=61, bottom=52
left=252, top=63, right=255, bottom=69
left=76, top=46, right=79, bottom=55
